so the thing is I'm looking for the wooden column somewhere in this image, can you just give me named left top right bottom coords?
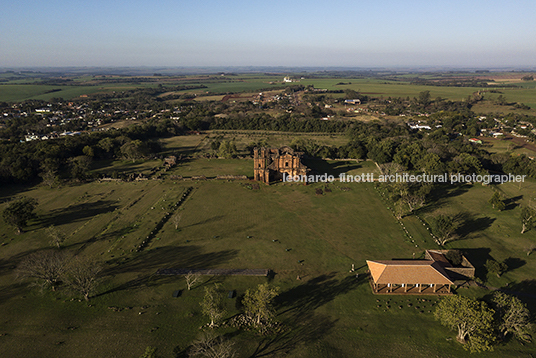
left=433, top=284, right=437, bottom=293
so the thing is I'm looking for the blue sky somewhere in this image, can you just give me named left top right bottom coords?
left=2, top=0, right=535, bottom=68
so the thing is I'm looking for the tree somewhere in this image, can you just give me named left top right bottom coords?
left=485, top=259, right=508, bottom=278
left=120, top=140, right=150, bottom=161
left=393, top=199, right=406, bottom=220
left=520, top=206, right=535, bottom=234
left=172, top=213, right=182, bottom=230
left=242, top=283, right=279, bottom=326
left=17, top=250, right=67, bottom=291
left=495, top=95, right=508, bottom=106
left=64, top=256, right=102, bottom=301
left=46, top=225, right=66, bottom=249
left=445, top=249, right=463, bottom=266
left=39, top=168, right=60, bottom=188
left=217, top=140, right=237, bottom=159
left=139, top=346, right=158, bottom=358
left=82, top=145, right=95, bottom=158
left=418, top=90, right=431, bottom=107
left=184, top=271, right=202, bottom=290
left=200, top=284, right=226, bottom=328
left=430, top=214, right=458, bottom=246
left=489, top=192, right=505, bottom=211
left=189, top=331, right=235, bottom=358
left=492, top=291, right=532, bottom=342
left=401, top=193, right=425, bottom=214
left=69, top=155, right=92, bottom=181
left=434, top=295, right=495, bottom=352
left=2, top=196, right=38, bottom=234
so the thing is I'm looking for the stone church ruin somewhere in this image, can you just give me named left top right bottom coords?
left=253, top=146, right=309, bottom=184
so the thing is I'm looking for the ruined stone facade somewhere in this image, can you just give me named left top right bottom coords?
left=253, top=146, right=309, bottom=184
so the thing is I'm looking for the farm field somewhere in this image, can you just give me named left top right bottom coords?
left=0, top=157, right=535, bottom=357
left=2, top=72, right=536, bottom=111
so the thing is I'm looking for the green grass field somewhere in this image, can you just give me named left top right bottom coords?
left=1, top=155, right=535, bottom=357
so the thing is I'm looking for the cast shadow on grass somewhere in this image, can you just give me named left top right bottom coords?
left=248, top=312, right=338, bottom=358
left=0, top=248, right=44, bottom=278
left=68, top=224, right=140, bottom=254
left=246, top=273, right=364, bottom=357
left=504, top=195, right=523, bottom=211
left=0, top=282, right=28, bottom=304
left=418, top=184, right=471, bottom=214
left=498, top=279, right=536, bottom=312
left=181, top=215, right=226, bottom=229
left=459, top=248, right=492, bottom=281
left=303, top=158, right=361, bottom=177
left=38, top=200, right=119, bottom=227
left=275, top=272, right=365, bottom=315
left=0, top=185, right=32, bottom=203
left=97, top=245, right=238, bottom=296
left=481, top=279, right=536, bottom=327
left=504, top=257, right=526, bottom=273
left=454, top=212, right=495, bottom=238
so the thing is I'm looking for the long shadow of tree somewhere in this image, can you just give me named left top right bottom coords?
left=459, top=248, right=492, bottom=281
left=503, top=257, right=526, bottom=273
left=454, top=212, right=495, bottom=238
left=248, top=312, right=337, bottom=358
left=275, top=273, right=364, bottom=315
left=245, top=273, right=365, bottom=357
left=504, top=195, right=523, bottom=211
left=303, top=159, right=361, bottom=177
left=495, top=279, right=536, bottom=314
left=0, top=246, right=47, bottom=280
left=418, top=184, right=471, bottom=215
left=97, top=245, right=239, bottom=296
left=38, top=200, right=119, bottom=227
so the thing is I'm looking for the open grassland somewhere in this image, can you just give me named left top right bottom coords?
left=418, top=181, right=536, bottom=287
left=160, top=130, right=350, bottom=158
left=0, top=157, right=535, bottom=357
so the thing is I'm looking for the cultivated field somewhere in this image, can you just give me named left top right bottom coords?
left=2, top=72, right=536, bottom=111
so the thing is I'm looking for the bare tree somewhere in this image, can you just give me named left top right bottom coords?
left=172, top=213, right=182, bottom=230
left=185, top=271, right=202, bottom=290
left=525, top=244, right=536, bottom=256
left=189, top=331, right=235, bottom=358
left=378, top=162, right=405, bottom=176
left=39, top=169, right=60, bottom=189
left=520, top=207, right=535, bottom=234
left=403, top=193, right=425, bottom=213
left=17, top=250, right=67, bottom=291
left=64, top=256, right=102, bottom=301
left=45, top=225, right=66, bottom=249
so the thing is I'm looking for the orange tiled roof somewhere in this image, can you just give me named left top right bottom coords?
left=367, top=260, right=454, bottom=285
